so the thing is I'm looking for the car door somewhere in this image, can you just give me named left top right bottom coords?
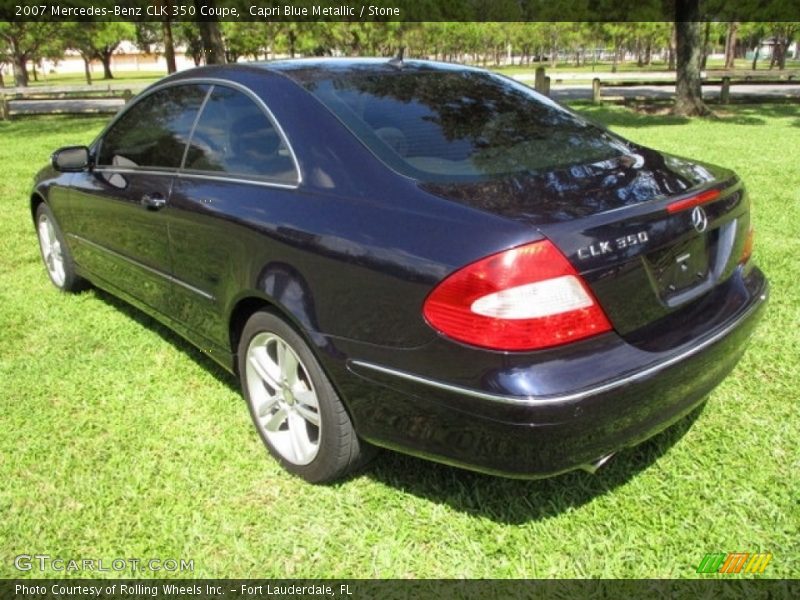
left=67, top=83, right=209, bottom=316
left=166, top=83, right=301, bottom=347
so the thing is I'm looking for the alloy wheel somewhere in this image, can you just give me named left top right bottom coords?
left=245, top=332, right=322, bottom=465
left=37, top=213, right=66, bottom=287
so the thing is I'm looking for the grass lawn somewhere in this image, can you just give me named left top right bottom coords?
left=0, top=104, right=798, bottom=579
left=21, top=70, right=166, bottom=88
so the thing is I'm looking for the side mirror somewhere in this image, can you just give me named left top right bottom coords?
left=52, top=146, right=90, bottom=172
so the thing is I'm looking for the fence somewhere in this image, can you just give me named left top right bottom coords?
left=522, top=66, right=800, bottom=103
left=0, top=85, right=143, bottom=120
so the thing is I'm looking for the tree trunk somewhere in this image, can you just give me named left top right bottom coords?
left=674, top=1, right=710, bottom=116
left=637, top=38, right=644, bottom=67
left=0, top=68, right=4, bottom=88
left=163, top=19, right=177, bottom=74
left=774, top=38, right=787, bottom=69
left=724, top=22, right=738, bottom=69
left=31, top=61, right=38, bottom=82
left=752, top=44, right=760, bottom=70
left=196, top=1, right=226, bottom=65
left=668, top=25, right=676, bottom=70
left=101, top=52, right=113, bottom=79
left=14, top=54, right=28, bottom=87
left=612, top=42, right=622, bottom=72
left=82, top=55, right=92, bottom=85
left=700, top=21, right=711, bottom=69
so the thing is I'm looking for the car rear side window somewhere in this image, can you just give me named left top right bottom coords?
left=97, top=84, right=208, bottom=169
left=183, top=85, right=298, bottom=184
left=302, top=68, right=630, bottom=182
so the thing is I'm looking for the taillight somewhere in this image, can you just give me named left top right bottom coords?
left=422, top=240, right=612, bottom=351
left=667, top=188, right=720, bottom=214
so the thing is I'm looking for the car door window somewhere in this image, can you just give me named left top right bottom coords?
left=183, top=85, right=298, bottom=184
left=97, top=84, right=209, bottom=170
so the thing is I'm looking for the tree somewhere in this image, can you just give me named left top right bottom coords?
left=0, top=22, right=58, bottom=87
left=96, top=23, right=134, bottom=79
left=195, top=0, right=226, bottom=64
left=162, top=0, right=177, bottom=74
left=674, top=0, right=711, bottom=116
left=222, top=22, right=269, bottom=63
left=62, top=23, right=97, bottom=84
left=769, top=23, right=799, bottom=70
left=175, top=23, right=204, bottom=66
left=724, top=22, right=739, bottom=69
left=740, top=22, right=767, bottom=70
left=63, top=22, right=132, bottom=84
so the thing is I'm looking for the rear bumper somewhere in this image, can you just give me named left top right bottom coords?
left=345, top=271, right=768, bottom=478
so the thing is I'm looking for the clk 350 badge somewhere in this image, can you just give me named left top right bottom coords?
left=577, top=231, right=649, bottom=259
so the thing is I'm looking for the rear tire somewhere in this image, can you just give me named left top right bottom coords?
left=35, top=202, right=85, bottom=292
left=237, top=311, right=371, bottom=483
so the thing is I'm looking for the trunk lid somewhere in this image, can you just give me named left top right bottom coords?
left=422, top=147, right=751, bottom=343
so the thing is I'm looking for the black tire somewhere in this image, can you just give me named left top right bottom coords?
left=34, top=202, right=85, bottom=292
left=237, top=310, right=372, bottom=483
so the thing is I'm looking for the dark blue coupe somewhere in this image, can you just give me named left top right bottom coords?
left=32, top=59, right=768, bottom=482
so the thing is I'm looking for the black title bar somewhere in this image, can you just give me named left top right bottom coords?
left=3, top=0, right=800, bottom=22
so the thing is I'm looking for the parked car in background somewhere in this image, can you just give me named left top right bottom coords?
left=32, top=59, right=768, bottom=482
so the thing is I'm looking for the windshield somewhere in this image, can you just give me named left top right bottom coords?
left=301, top=67, right=631, bottom=183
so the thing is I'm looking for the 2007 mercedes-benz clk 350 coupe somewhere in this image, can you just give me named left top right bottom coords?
left=32, top=59, right=768, bottom=483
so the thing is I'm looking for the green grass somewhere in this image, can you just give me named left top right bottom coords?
left=19, top=70, right=166, bottom=88
left=0, top=104, right=798, bottom=579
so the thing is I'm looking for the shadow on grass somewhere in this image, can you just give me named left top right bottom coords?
left=90, top=287, right=239, bottom=394
left=363, top=406, right=705, bottom=525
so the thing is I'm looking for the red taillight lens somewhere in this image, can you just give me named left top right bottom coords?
left=666, top=188, right=720, bottom=214
left=422, top=240, right=612, bottom=351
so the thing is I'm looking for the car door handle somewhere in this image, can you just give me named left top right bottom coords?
left=140, top=193, right=167, bottom=211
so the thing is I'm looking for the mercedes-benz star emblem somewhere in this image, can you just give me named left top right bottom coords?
left=691, top=205, right=708, bottom=233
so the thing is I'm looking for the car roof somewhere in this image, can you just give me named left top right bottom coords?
left=154, top=58, right=488, bottom=93
left=251, top=57, right=486, bottom=83
left=256, top=57, right=481, bottom=72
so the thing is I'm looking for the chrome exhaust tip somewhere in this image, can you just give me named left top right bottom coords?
left=580, top=452, right=616, bottom=475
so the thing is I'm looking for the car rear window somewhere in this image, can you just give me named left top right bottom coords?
left=302, top=68, right=630, bottom=182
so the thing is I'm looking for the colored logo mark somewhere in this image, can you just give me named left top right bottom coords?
left=696, top=552, right=772, bottom=574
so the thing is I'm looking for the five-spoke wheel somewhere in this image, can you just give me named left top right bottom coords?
left=38, top=212, right=66, bottom=287
left=238, top=311, right=372, bottom=483
left=35, top=202, right=84, bottom=292
left=246, top=332, right=322, bottom=466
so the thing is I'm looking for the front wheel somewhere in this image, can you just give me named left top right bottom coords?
left=35, top=202, right=85, bottom=292
left=237, top=311, right=372, bottom=483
